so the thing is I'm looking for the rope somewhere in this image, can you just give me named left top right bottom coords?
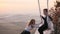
left=38, top=0, right=41, bottom=14
left=47, top=0, right=49, bottom=10
left=37, top=0, right=42, bottom=22
left=38, top=0, right=49, bottom=15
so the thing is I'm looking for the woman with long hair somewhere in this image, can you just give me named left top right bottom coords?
left=21, top=19, right=41, bottom=34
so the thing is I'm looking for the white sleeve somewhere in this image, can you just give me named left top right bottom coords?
left=39, top=18, right=44, bottom=27
left=49, top=21, right=54, bottom=31
left=47, top=17, right=54, bottom=31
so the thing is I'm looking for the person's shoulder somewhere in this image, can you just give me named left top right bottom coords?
left=48, top=16, right=51, bottom=18
left=48, top=16, right=53, bottom=21
left=40, top=15, right=44, bottom=19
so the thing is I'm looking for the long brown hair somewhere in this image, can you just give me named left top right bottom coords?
left=28, top=19, right=35, bottom=26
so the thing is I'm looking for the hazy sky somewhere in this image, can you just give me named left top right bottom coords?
left=0, top=0, right=56, bottom=15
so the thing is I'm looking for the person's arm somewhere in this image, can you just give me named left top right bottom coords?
left=48, top=16, right=53, bottom=21
left=34, top=24, right=40, bottom=28
left=33, top=15, right=44, bottom=28
left=47, top=16, right=54, bottom=30
left=34, top=19, right=44, bottom=28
